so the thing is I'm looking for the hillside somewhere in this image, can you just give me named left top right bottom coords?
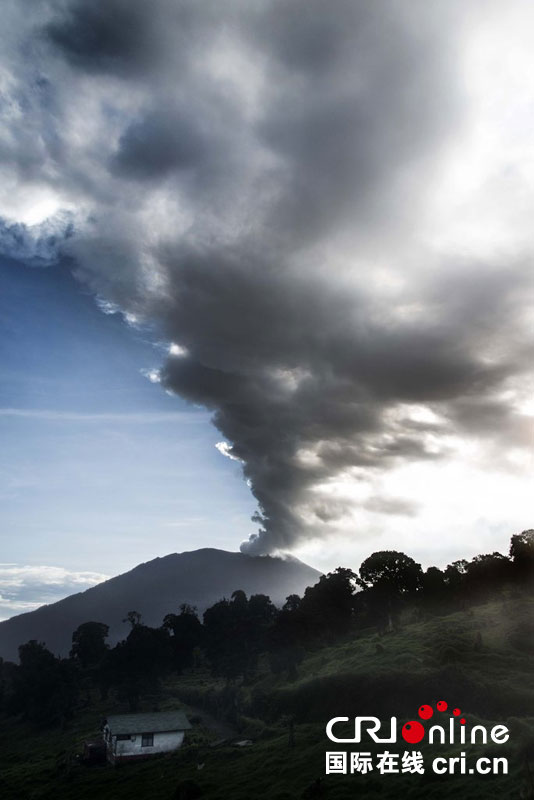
left=0, top=593, right=533, bottom=799
left=0, top=549, right=321, bottom=661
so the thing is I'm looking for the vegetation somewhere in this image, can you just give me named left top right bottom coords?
left=0, top=530, right=533, bottom=799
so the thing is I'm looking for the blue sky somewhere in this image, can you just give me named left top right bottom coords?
left=0, top=257, right=256, bottom=617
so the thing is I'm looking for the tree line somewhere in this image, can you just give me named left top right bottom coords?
left=0, top=529, right=533, bottom=726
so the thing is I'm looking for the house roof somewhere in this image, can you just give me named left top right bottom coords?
left=106, top=711, right=191, bottom=735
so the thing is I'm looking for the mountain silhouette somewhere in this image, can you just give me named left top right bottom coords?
left=0, top=548, right=321, bottom=661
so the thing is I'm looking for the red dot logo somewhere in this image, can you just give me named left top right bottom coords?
left=436, top=700, right=448, bottom=712
left=402, top=720, right=425, bottom=744
left=453, top=708, right=461, bottom=717
left=418, top=704, right=433, bottom=720
left=460, top=718, right=466, bottom=725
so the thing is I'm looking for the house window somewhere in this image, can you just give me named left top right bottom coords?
left=141, top=733, right=154, bottom=747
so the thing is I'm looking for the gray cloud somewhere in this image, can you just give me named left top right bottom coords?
left=1, top=0, right=532, bottom=554
left=109, top=108, right=207, bottom=182
left=251, top=1, right=463, bottom=244
left=45, top=0, right=168, bottom=76
left=362, top=496, right=419, bottom=517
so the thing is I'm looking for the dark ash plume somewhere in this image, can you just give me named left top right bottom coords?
left=1, top=0, right=532, bottom=553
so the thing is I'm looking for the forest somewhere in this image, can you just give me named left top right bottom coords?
left=1, top=529, right=533, bottom=729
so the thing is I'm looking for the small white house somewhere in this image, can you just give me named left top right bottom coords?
left=103, top=711, right=191, bottom=764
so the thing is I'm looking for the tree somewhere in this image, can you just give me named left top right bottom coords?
left=268, top=594, right=305, bottom=679
left=203, top=591, right=277, bottom=680
left=123, top=610, right=142, bottom=629
left=358, top=552, right=422, bottom=632
left=70, top=621, right=110, bottom=669
left=162, top=605, right=203, bottom=673
left=12, top=641, right=79, bottom=725
left=465, top=552, right=512, bottom=597
left=203, top=597, right=242, bottom=680
left=297, top=568, right=360, bottom=641
left=245, top=593, right=277, bottom=672
left=359, top=551, right=422, bottom=595
left=420, top=566, right=447, bottom=612
left=510, top=530, right=534, bottom=584
left=283, top=594, right=301, bottom=613
left=103, top=624, right=171, bottom=711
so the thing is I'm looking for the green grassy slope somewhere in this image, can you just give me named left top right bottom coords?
left=1, top=594, right=534, bottom=799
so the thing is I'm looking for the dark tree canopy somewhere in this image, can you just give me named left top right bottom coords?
left=359, top=551, right=423, bottom=595
left=162, top=605, right=203, bottom=672
left=70, top=621, right=109, bottom=668
left=203, top=591, right=276, bottom=680
left=13, top=641, right=79, bottom=724
left=510, top=530, right=534, bottom=580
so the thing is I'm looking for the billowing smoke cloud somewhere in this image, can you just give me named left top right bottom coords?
left=0, top=0, right=532, bottom=554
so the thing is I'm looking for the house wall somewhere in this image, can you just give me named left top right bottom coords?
left=106, top=730, right=185, bottom=763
